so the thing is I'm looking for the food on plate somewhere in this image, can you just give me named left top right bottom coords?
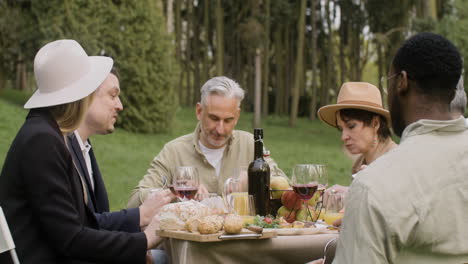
left=277, top=206, right=296, bottom=223
left=198, top=215, right=224, bottom=234
left=281, top=191, right=302, bottom=210
left=270, top=176, right=290, bottom=199
left=223, top=214, right=244, bottom=234
left=248, top=215, right=280, bottom=229
left=304, top=221, right=316, bottom=228
left=292, top=221, right=305, bottom=228
left=159, top=200, right=211, bottom=222
left=185, top=217, right=200, bottom=233
left=199, top=195, right=228, bottom=215
left=159, top=212, right=186, bottom=230
left=295, top=206, right=317, bottom=222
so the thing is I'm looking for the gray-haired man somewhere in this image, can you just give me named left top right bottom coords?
left=128, top=76, right=283, bottom=207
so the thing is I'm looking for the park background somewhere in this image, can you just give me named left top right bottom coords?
left=1, top=0, right=467, bottom=210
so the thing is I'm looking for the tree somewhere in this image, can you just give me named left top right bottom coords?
left=288, top=0, right=306, bottom=127
left=32, top=0, right=179, bottom=133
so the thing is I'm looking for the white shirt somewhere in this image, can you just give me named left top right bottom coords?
left=74, top=131, right=94, bottom=191
left=198, top=140, right=225, bottom=177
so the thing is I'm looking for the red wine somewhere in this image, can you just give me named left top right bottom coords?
left=248, top=128, right=270, bottom=216
left=174, top=187, right=198, bottom=200
left=292, top=184, right=318, bottom=200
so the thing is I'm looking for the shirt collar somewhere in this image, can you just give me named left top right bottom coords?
left=192, top=122, right=235, bottom=154
left=74, top=130, right=91, bottom=154
left=401, top=116, right=468, bottom=142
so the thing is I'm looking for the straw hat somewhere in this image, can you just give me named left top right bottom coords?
left=317, top=82, right=390, bottom=128
left=24, top=39, right=113, bottom=109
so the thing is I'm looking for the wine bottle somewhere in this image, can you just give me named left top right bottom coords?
left=248, top=128, right=270, bottom=216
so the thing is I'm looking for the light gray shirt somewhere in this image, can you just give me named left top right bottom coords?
left=333, top=117, right=468, bottom=264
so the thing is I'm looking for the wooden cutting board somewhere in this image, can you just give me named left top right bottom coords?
left=265, top=227, right=338, bottom=236
left=157, top=228, right=277, bottom=242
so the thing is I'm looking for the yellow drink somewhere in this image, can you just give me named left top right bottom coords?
left=323, top=212, right=343, bottom=225
left=229, top=192, right=250, bottom=215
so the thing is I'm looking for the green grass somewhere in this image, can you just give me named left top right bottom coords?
left=0, top=93, right=352, bottom=211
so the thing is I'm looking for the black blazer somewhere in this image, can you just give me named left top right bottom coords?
left=0, top=109, right=146, bottom=264
left=67, top=133, right=140, bottom=233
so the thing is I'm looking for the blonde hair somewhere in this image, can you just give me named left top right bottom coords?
left=48, top=94, right=94, bottom=134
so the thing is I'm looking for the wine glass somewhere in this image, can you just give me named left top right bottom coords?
left=323, top=190, right=345, bottom=226
left=227, top=193, right=256, bottom=225
left=173, top=166, right=199, bottom=201
left=291, top=164, right=328, bottom=221
left=291, top=164, right=320, bottom=201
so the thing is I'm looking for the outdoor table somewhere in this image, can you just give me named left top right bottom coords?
left=163, top=233, right=338, bottom=264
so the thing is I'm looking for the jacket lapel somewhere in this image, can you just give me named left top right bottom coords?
left=67, top=133, right=98, bottom=212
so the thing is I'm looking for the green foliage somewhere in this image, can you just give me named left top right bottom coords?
left=0, top=1, right=40, bottom=85
left=107, top=1, right=179, bottom=133
left=435, top=0, right=468, bottom=80
left=30, top=0, right=179, bottom=133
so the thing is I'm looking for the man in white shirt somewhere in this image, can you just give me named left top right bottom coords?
left=67, top=69, right=174, bottom=263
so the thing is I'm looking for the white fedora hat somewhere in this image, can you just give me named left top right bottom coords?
left=24, top=39, right=113, bottom=109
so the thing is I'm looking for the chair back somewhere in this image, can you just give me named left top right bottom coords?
left=0, top=207, right=20, bottom=264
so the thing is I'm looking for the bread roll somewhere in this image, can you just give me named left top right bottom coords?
left=223, top=214, right=243, bottom=234
left=159, top=212, right=185, bottom=230
left=159, top=200, right=211, bottom=222
left=198, top=215, right=224, bottom=234
left=185, top=217, right=200, bottom=233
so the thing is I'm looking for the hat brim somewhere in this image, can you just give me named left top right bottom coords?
left=24, top=56, right=113, bottom=109
left=317, top=103, right=391, bottom=128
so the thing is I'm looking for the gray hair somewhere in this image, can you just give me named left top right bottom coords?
left=200, top=76, right=245, bottom=107
left=450, top=76, right=467, bottom=115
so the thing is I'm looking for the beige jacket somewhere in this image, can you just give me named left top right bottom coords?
left=334, top=117, right=468, bottom=263
left=128, top=123, right=283, bottom=208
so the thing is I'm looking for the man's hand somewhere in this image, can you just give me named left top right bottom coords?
left=143, top=215, right=163, bottom=249
left=196, top=183, right=208, bottom=199
left=140, top=189, right=174, bottom=227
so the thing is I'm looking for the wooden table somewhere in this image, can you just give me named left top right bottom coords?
left=162, top=232, right=339, bottom=264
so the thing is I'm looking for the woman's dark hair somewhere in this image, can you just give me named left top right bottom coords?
left=338, top=108, right=391, bottom=141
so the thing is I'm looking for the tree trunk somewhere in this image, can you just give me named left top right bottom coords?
left=274, top=27, right=284, bottom=115
left=325, top=0, right=334, bottom=105
left=339, top=16, right=346, bottom=84
left=192, top=2, right=201, bottom=104
left=202, top=0, right=210, bottom=83
left=254, top=48, right=262, bottom=128
left=261, top=0, right=270, bottom=116
left=175, top=0, right=183, bottom=104
left=166, top=0, right=174, bottom=33
left=215, top=0, right=224, bottom=76
left=288, top=0, right=306, bottom=127
left=377, top=41, right=384, bottom=95
left=309, top=0, right=318, bottom=120
left=283, top=25, right=291, bottom=115
left=185, top=0, right=193, bottom=106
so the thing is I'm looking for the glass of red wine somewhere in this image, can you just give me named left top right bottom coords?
left=173, top=166, right=199, bottom=201
left=291, top=164, right=328, bottom=221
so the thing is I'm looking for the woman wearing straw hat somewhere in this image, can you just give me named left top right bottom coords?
left=0, top=40, right=167, bottom=264
left=317, top=82, right=397, bottom=175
